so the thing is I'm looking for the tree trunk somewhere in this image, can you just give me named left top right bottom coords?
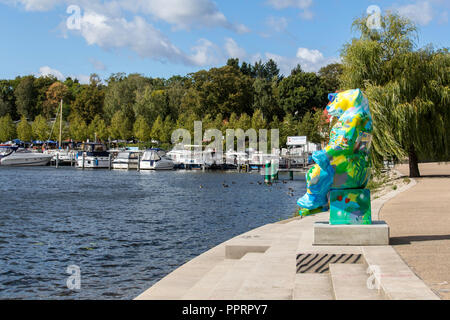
left=408, top=145, right=420, bottom=177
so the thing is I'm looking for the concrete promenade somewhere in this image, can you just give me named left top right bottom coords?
left=380, top=162, right=450, bottom=300
left=135, top=166, right=443, bottom=300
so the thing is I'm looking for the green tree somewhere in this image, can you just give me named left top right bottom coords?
left=109, top=110, right=131, bottom=140
left=162, top=115, right=174, bottom=144
left=251, top=109, right=267, bottom=131
left=133, top=115, right=151, bottom=143
left=236, top=113, right=251, bottom=131
left=43, top=82, right=69, bottom=119
left=49, top=116, right=70, bottom=142
left=252, top=78, right=280, bottom=120
left=69, top=114, right=88, bottom=141
left=88, top=115, right=108, bottom=142
left=341, top=13, right=450, bottom=177
left=0, top=114, right=17, bottom=141
left=15, top=76, right=37, bottom=119
left=180, top=66, right=254, bottom=118
left=297, top=109, right=328, bottom=144
left=280, top=113, right=298, bottom=147
left=278, top=70, right=326, bottom=119
left=0, top=80, right=17, bottom=118
left=318, top=63, right=343, bottom=94
left=31, top=115, right=49, bottom=141
left=104, top=73, right=150, bottom=123
left=134, top=87, right=169, bottom=124
left=150, top=115, right=164, bottom=142
left=16, top=115, right=33, bottom=141
left=71, top=78, right=104, bottom=124
left=34, top=76, right=57, bottom=117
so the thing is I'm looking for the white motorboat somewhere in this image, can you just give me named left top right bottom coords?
left=0, top=148, right=52, bottom=166
left=0, top=144, right=17, bottom=160
left=76, top=143, right=110, bottom=169
left=44, top=149, right=76, bottom=165
left=140, top=149, right=174, bottom=170
left=112, top=150, right=143, bottom=170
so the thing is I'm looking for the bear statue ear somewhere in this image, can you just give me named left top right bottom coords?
left=328, top=93, right=337, bottom=103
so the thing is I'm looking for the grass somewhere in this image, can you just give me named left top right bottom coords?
left=367, top=174, right=389, bottom=191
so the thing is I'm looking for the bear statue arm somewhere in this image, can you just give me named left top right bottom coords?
left=323, top=114, right=362, bottom=158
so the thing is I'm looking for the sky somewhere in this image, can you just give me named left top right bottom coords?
left=0, top=0, right=448, bottom=83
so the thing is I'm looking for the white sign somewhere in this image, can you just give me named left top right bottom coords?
left=287, top=136, right=307, bottom=146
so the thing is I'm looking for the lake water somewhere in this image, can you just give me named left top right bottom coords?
left=0, top=167, right=306, bottom=299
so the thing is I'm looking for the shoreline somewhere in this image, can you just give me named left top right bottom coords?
left=135, top=166, right=439, bottom=300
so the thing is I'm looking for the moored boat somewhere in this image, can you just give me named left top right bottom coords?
left=112, top=150, right=143, bottom=170
left=0, top=148, right=52, bottom=166
left=140, top=148, right=174, bottom=170
left=76, top=143, right=110, bottom=169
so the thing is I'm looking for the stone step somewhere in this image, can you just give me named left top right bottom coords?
left=329, top=264, right=383, bottom=300
left=233, top=250, right=297, bottom=300
left=293, top=274, right=334, bottom=300
left=181, top=259, right=237, bottom=300
left=208, top=253, right=264, bottom=300
left=362, top=246, right=440, bottom=300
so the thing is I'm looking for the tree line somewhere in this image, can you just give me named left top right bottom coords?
left=0, top=59, right=340, bottom=148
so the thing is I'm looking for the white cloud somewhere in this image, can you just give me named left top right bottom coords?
left=89, top=58, right=106, bottom=71
left=224, top=38, right=247, bottom=60
left=38, top=66, right=64, bottom=80
left=74, top=74, right=90, bottom=84
left=2, top=0, right=249, bottom=66
left=2, top=0, right=61, bottom=11
left=264, top=48, right=338, bottom=75
left=266, top=16, right=288, bottom=32
left=296, top=48, right=323, bottom=64
left=188, top=38, right=221, bottom=66
left=267, top=0, right=312, bottom=10
left=125, top=0, right=249, bottom=32
left=37, top=66, right=90, bottom=84
left=267, top=0, right=314, bottom=19
left=394, top=1, right=434, bottom=26
left=78, top=11, right=188, bottom=64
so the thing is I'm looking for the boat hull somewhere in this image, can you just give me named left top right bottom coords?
left=1, top=154, right=52, bottom=166
left=140, top=160, right=174, bottom=170
left=112, top=161, right=138, bottom=170
left=76, top=156, right=110, bottom=169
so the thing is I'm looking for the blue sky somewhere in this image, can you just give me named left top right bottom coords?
left=0, top=0, right=448, bottom=83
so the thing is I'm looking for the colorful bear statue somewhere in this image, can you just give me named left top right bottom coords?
left=297, top=89, right=373, bottom=224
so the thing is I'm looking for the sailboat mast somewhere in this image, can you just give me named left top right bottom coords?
left=59, top=99, right=63, bottom=150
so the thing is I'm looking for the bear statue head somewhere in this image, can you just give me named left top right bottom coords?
left=326, top=89, right=364, bottom=117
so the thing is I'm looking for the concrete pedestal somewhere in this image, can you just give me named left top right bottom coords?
left=314, top=221, right=389, bottom=246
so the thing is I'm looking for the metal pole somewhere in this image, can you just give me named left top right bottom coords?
left=56, top=153, right=59, bottom=168
left=137, top=154, right=141, bottom=172
left=109, top=154, right=112, bottom=170
left=59, top=99, right=62, bottom=151
left=82, top=153, right=85, bottom=170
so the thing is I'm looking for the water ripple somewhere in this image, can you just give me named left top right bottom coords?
left=0, top=166, right=305, bottom=299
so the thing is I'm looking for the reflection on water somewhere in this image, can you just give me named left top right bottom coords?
left=0, top=167, right=305, bottom=299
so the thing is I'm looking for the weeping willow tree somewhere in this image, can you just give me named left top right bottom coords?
left=341, top=13, right=450, bottom=177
